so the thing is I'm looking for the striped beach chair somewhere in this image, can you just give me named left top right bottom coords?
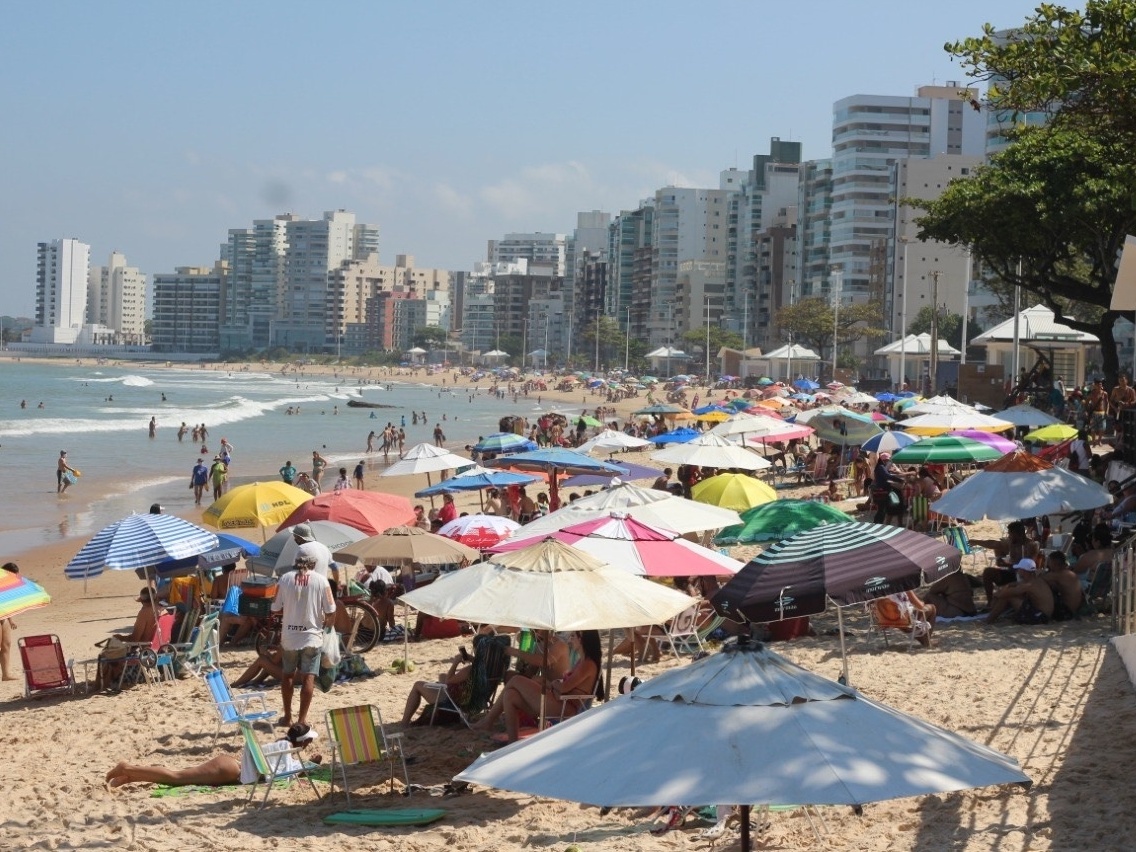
left=239, top=720, right=321, bottom=808
left=325, top=704, right=409, bottom=804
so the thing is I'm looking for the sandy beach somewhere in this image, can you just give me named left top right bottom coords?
left=4, top=359, right=1135, bottom=851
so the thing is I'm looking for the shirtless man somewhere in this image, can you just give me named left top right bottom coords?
left=56, top=450, right=77, bottom=494
left=1073, top=529, right=1114, bottom=581
left=1041, top=551, right=1084, bottom=618
left=984, top=521, right=1040, bottom=605
left=986, top=558, right=1054, bottom=624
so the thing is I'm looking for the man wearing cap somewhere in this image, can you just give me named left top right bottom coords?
left=272, top=553, right=336, bottom=728
left=290, top=523, right=334, bottom=581
left=190, top=457, right=209, bottom=505
left=985, top=556, right=1055, bottom=624
left=985, top=521, right=1040, bottom=605
left=209, top=455, right=227, bottom=500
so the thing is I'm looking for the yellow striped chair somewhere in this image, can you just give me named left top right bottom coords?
left=325, top=704, right=409, bottom=804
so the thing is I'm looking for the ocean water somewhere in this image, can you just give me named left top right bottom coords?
left=0, top=359, right=556, bottom=555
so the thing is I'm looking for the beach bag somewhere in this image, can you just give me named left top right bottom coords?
left=95, top=636, right=129, bottom=661
left=220, top=586, right=242, bottom=616
left=321, top=628, right=342, bottom=669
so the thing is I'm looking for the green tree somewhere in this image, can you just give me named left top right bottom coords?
left=775, top=298, right=889, bottom=365
left=580, top=316, right=627, bottom=369
left=498, top=333, right=523, bottom=361
left=905, top=305, right=981, bottom=351
left=681, top=326, right=743, bottom=359
left=412, top=325, right=448, bottom=349
left=923, top=0, right=1136, bottom=384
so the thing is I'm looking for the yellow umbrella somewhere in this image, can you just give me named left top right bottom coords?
left=694, top=410, right=732, bottom=423
left=691, top=473, right=777, bottom=513
left=1023, top=424, right=1078, bottom=443
left=202, top=481, right=314, bottom=532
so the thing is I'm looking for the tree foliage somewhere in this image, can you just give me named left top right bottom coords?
left=905, top=305, right=981, bottom=351
left=775, top=297, right=888, bottom=362
left=681, top=326, right=743, bottom=356
left=412, top=325, right=448, bottom=348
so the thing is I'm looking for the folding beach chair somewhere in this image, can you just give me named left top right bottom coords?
left=941, top=525, right=990, bottom=572
left=643, top=603, right=707, bottom=662
left=117, top=611, right=178, bottom=688
left=426, top=633, right=511, bottom=727
left=174, top=611, right=220, bottom=676
left=867, top=594, right=933, bottom=651
left=325, top=704, right=410, bottom=804
left=204, top=668, right=277, bottom=743
left=17, top=634, right=77, bottom=699
left=239, top=720, right=322, bottom=809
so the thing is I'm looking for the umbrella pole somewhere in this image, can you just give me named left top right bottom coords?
left=604, top=629, right=614, bottom=701
left=837, top=603, right=850, bottom=685
left=740, top=804, right=752, bottom=852
left=426, top=473, right=435, bottom=509
left=538, top=640, right=549, bottom=730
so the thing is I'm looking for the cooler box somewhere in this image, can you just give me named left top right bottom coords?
left=240, top=580, right=277, bottom=598
left=238, top=596, right=274, bottom=618
left=419, top=614, right=463, bottom=639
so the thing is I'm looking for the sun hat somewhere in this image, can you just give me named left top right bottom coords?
left=291, top=522, right=314, bottom=542
left=1013, top=558, right=1037, bottom=571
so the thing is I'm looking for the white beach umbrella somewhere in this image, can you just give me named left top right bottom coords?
left=456, top=640, right=1030, bottom=852
left=513, top=481, right=742, bottom=539
left=708, top=412, right=806, bottom=441
left=903, top=394, right=978, bottom=416
left=996, top=404, right=1064, bottom=429
left=930, top=452, right=1112, bottom=521
left=380, top=443, right=471, bottom=477
left=576, top=429, right=652, bottom=453
left=898, top=410, right=1014, bottom=436
left=651, top=433, right=771, bottom=471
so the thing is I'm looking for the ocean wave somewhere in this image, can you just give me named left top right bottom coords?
left=0, top=393, right=334, bottom=437
left=70, top=374, right=154, bottom=386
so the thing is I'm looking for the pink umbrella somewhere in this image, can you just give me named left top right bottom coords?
left=490, top=512, right=743, bottom=577
left=947, top=430, right=1017, bottom=455
left=745, top=424, right=813, bottom=443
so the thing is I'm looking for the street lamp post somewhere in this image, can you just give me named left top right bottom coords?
left=830, top=266, right=843, bottom=383
left=961, top=247, right=972, bottom=366
left=624, top=305, right=630, bottom=372
left=704, top=294, right=711, bottom=383
left=899, top=237, right=910, bottom=391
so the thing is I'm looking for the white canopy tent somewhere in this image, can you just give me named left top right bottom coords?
left=753, top=343, right=821, bottom=382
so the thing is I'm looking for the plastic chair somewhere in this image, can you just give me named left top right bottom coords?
left=239, top=720, right=321, bottom=809
left=325, top=704, right=409, bottom=804
left=204, top=668, right=277, bottom=743
left=645, top=603, right=708, bottom=662
left=17, top=634, right=77, bottom=699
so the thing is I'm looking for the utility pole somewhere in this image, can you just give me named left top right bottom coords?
left=624, top=306, right=630, bottom=372
left=961, top=248, right=971, bottom=366
left=929, top=270, right=940, bottom=395
left=830, top=266, right=843, bottom=383
left=704, top=295, right=711, bottom=382
left=594, top=315, right=600, bottom=372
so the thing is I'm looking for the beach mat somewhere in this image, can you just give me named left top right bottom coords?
left=323, top=808, right=447, bottom=827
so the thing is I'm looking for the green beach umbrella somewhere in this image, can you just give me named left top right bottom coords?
left=714, top=499, right=855, bottom=545
left=890, top=435, right=1003, bottom=465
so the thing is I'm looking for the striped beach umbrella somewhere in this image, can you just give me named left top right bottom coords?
left=860, top=430, right=920, bottom=454
left=472, top=433, right=539, bottom=455
left=65, top=513, right=219, bottom=581
left=714, top=499, right=856, bottom=545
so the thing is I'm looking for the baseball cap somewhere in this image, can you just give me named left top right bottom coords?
left=291, top=522, right=314, bottom=542
left=1013, top=558, right=1037, bottom=571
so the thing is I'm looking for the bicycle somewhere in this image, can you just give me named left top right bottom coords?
left=252, top=596, right=382, bottom=657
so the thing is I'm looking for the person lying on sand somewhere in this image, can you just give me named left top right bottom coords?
left=104, top=723, right=320, bottom=788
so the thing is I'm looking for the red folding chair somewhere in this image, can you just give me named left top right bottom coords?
left=18, top=634, right=77, bottom=699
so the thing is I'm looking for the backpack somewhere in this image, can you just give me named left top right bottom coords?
left=1015, top=599, right=1050, bottom=625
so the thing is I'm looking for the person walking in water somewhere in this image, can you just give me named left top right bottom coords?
left=57, top=451, right=77, bottom=494
left=148, top=417, right=157, bottom=439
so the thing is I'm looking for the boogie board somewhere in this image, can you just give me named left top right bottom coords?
left=323, top=808, right=446, bottom=827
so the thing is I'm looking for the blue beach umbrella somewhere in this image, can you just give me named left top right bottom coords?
left=473, top=433, right=539, bottom=455
left=860, top=431, right=920, bottom=454
left=65, top=513, right=219, bottom=582
left=416, top=470, right=539, bottom=497
left=648, top=427, right=702, bottom=445
left=560, top=460, right=663, bottom=487
left=793, top=379, right=820, bottom=391
left=693, top=404, right=734, bottom=417
left=486, top=449, right=626, bottom=511
left=148, top=532, right=262, bottom=578
left=875, top=392, right=899, bottom=403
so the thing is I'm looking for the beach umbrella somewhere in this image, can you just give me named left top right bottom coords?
left=890, top=435, right=1004, bottom=465
left=472, top=433, right=538, bottom=455
left=0, top=570, right=51, bottom=621
left=870, top=411, right=894, bottom=423
left=795, top=407, right=882, bottom=445
left=249, top=520, right=367, bottom=575
left=997, top=404, right=1063, bottom=429
left=902, top=394, right=977, bottom=415
left=437, top=514, right=521, bottom=549
left=1023, top=424, right=1079, bottom=443
left=66, top=513, right=219, bottom=581
left=860, top=430, right=920, bottom=454
left=947, top=429, right=1018, bottom=454
left=278, top=490, right=416, bottom=536
left=485, top=448, right=625, bottom=512
left=560, top=460, right=662, bottom=488
left=150, top=531, right=262, bottom=577
left=898, top=410, right=1014, bottom=435
left=711, top=521, right=961, bottom=683
left=455, top=639, right=1031, bottom=852
left=576, top=429, right=652, bottom=453
left=691, top=473, right=777, bottom=512
left=930, top=452, right=1112, bottom=522
left=693, top=403, right=735, bottom=417
left=380, top=443, right=471, bottom=479
left=632, top=402, right=689, bottom=417
left=334, top=526, right=480, bottom=567
left=713, top=499, right=855, bottom=545
left=514, top=481, right=741, bottom=538
left=646, top=427, right=702, bottom=445
left=202, top=481, right=313, bottom=532
left=490, top=512, right=743, bottom=577
left=793, top=379, right=820, bottom=391
left=651, top=433, right=771, bottom=471
left=415, top=468, right=538, bottom=499
left=875, top=392, right=899, bottom=402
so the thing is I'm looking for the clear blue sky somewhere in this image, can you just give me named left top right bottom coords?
left=0, top=0, right=1043, bottom=317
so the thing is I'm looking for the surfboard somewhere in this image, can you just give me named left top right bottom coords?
left=323, top=808, right=447, bottom=827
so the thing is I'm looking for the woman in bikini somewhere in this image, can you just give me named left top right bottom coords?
left=493, top=630, right=602, bottom=743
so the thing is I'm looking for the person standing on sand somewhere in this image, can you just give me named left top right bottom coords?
left=209, top=456, right=227, bottom=501
left=279, top=460, right=297, bottom=485
left=353, top=460, right=365, bottom=490
left=57, top=450, right=76, bottom=494
left=1, top=563, right=19, bottom=680
left=271, top=553, right=335, bottom=728
left=190, top=458, right=209, bottom=506
left=311, top=450, right=328, bottom=485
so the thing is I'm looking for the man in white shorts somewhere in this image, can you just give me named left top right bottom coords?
left=271, top=553, right=336, bottom=728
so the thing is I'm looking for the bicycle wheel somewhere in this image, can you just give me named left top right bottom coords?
left=254, top=622, right=281, bottom=658
left=341, top=601, right=380, bottom=654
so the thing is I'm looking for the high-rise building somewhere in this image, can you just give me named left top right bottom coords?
left=221, top=215, right=290, bottom=352
left=607, top=204, right=654, bottom=339
left=564, top=212, right=610, bottom=339
left=151, top=263, right=225, bottom=353
left=488, top=233, right=567, bottom=274
left=88, top=252, right=147, bottom=344
left=32, top=238, right=90, bottom=344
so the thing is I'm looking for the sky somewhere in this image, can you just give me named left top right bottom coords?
left=0, top=0, right=1046, bottom=318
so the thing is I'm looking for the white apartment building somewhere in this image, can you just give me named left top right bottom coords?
left=488, top=233, right=567, bottom=276
left=151, top=263, right=225, bottom=353
left=88, top=252, right=147, bottom=344
left=32, top=238, right=90, bottom=344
